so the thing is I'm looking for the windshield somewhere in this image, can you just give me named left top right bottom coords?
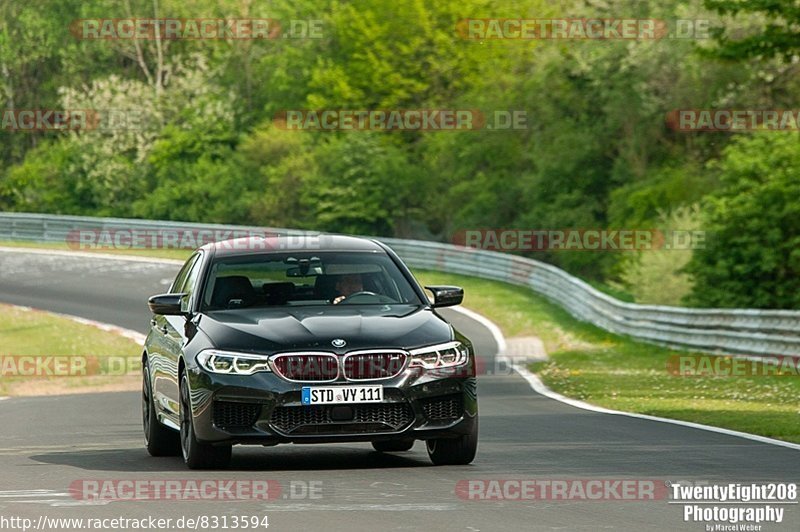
left=201, top=251, right=423, bottom=310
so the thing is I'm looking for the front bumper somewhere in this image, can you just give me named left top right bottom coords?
left=186, top=363, right=478, bottom=445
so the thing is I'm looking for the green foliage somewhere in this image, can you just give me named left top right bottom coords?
left=302, top=0, right=494, bottom=109
left=0, top=0, right=797, bottom=308
left=613, top=205, right=701, bottom=305
left=132, top=123, right=244, bottom=223
left=686, top=133, right=800, bottom=309
left=236, top=124, right=317, bottom=228
left=704, top=0, right=800, bottom=60
left=608, top=164, right=717, bottom=228
left=302, top=134, right=423, bottom=236
left=1, top=140, right=89, bottom=214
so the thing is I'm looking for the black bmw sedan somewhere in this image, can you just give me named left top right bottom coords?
left=142, top=234, right=478, bottom=469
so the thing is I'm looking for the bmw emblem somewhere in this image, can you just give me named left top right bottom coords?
left=332, top=338, right=347, bottom=348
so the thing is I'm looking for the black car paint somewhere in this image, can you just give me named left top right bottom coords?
left=144, top=236, right=477, bottom=446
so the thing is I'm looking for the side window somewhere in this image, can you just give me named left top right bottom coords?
left=179, top=253, right=204, bottom=312
left=170, top=254, right=200, bottom=294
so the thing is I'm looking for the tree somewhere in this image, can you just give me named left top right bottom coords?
left=302, top=134, right=422, bottom=236
left=685, top=132, right=800, bottom=309
left=704, top=0, right=800, bottom=60
left=236, top=123, right=317, bottom=229
left=613, top=205, right=701, bottom=305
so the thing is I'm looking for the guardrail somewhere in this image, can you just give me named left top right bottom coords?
left=2, top=211, right=799, bottom=357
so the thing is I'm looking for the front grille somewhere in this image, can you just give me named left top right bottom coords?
left=343, top=352, right=407, bottom=380
left=272, top=354, right=339, bottom=382
left=421, top=394, right=463, bottom=421
left=213, top=401, right=262, bottom=431
left=269, top=403, right=413, bottom=435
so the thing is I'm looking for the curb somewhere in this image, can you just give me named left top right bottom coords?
left=449, top=306, right=800, bottom=452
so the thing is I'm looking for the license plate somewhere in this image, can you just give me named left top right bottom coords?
left=301, top=385, right=383, bottom=405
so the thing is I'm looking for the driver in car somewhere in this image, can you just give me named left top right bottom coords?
left=332, top=273, right=365, bottom=304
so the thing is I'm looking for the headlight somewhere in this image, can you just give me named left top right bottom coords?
left=409, top=341, right=469, bottom=369
left=196, top=350, right=272, bottom=375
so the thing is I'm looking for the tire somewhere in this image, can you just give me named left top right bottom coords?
left=142, top=362, right=180, bottom=456
left=426, top=416, right=478, bottom=466
left=372, top=439, right=415, bottom=452
left=180, top=374, right=232, bottom=469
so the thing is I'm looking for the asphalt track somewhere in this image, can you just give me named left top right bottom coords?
left=0, top=249, right=798, bottom=531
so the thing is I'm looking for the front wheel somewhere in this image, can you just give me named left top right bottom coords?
left=180, top=374, right=231, bottom=469
left=142, top=363, right=180, bottom=456
left=426, top=417, right=478, bottom=465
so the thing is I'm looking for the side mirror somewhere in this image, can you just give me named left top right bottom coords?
left=425, top=285, right=464, bottom=308
left=148, top=293, right=189, bottom=316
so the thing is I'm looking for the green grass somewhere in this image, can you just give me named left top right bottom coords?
left=4, top=242, right=798, bottom=443
left=414, top=270, right=595, bottom=352
left=415, top=270, right=800, bottom=444
left=0, top=304, right=142, bottom=396
left=585, top=278, right=636, bottom=303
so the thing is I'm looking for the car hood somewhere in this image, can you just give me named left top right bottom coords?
left=198, top=304, right=453, bottom=353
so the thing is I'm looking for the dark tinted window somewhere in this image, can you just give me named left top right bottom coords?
left=201, top=252, right=421, bottom=310
left=170, top=253, right=200, bottom=294
left=179, top=252, right=204, bottom=312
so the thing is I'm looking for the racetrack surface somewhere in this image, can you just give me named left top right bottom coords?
left=0, top=249, right=797, bottom=531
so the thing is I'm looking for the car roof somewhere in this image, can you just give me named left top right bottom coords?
left=204, top=234, right=387, bottom=257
